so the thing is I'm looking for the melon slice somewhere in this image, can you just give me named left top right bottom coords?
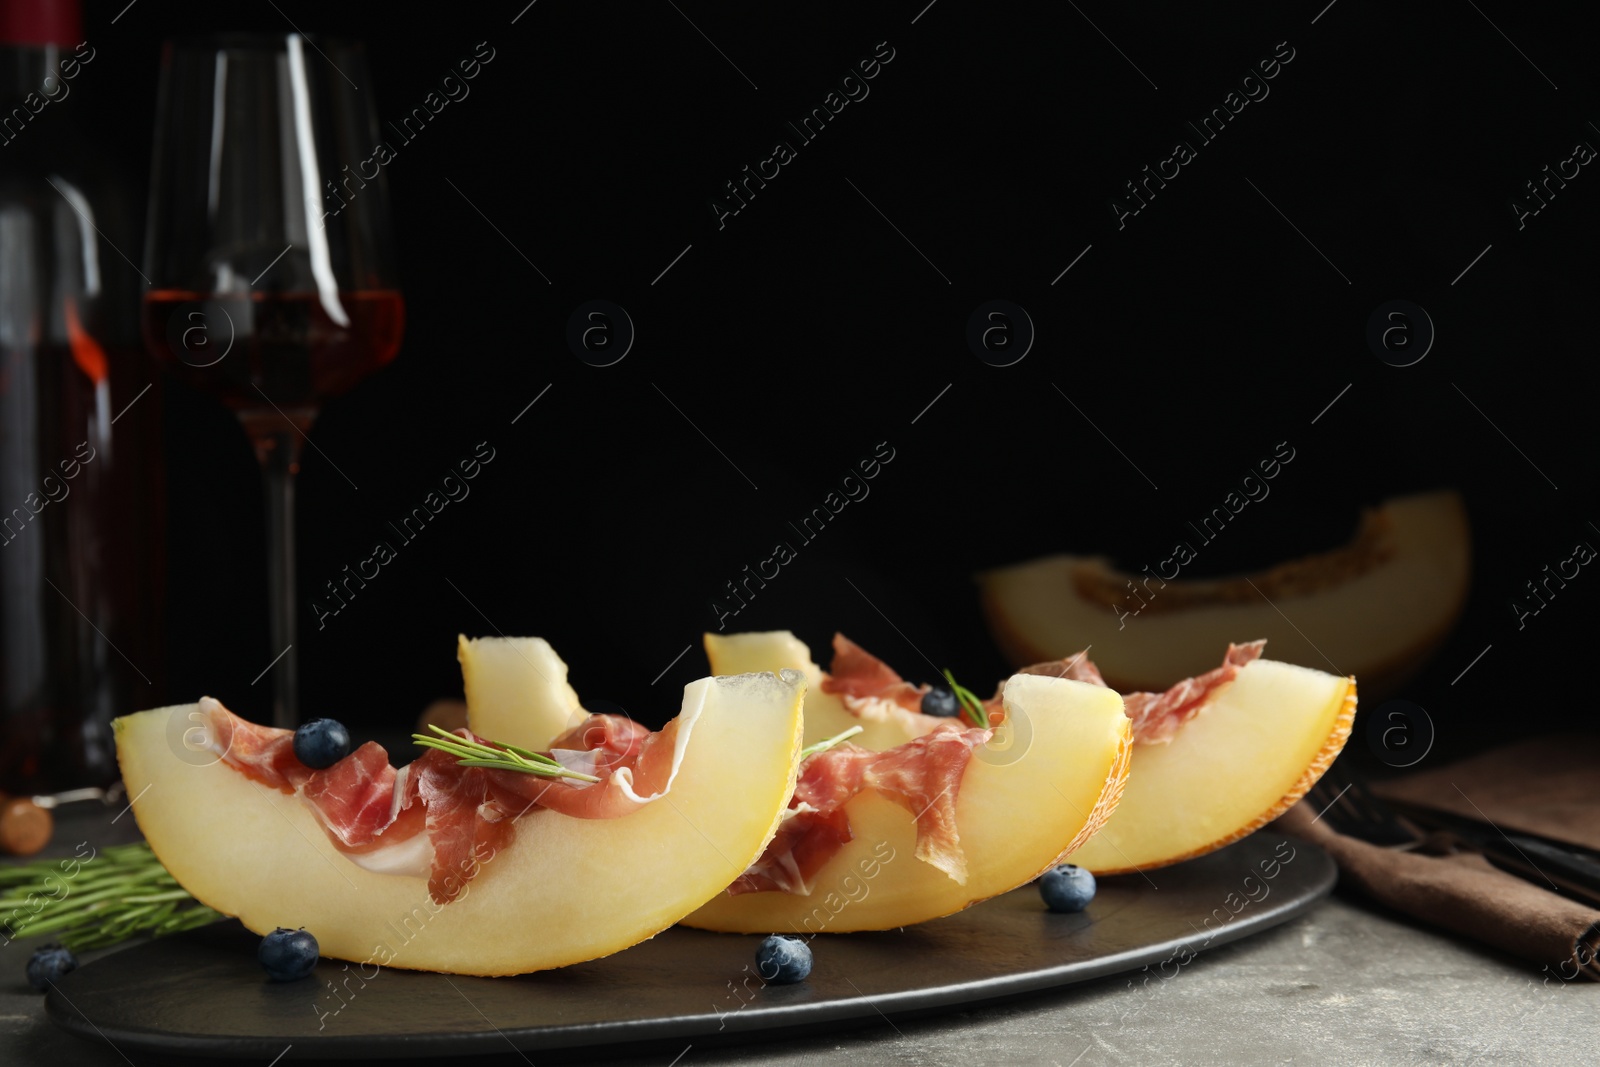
left=682, top=673, right=1131, bottom=933
left=705, top=631, right=938, bottom=750
left=1065, top=658, right=1355, bottom=874
left=979, top=490, right=1467, bottom=700
left=457, top=634, right=586, bottom=750
left=113, top=670, right=805, bottom=975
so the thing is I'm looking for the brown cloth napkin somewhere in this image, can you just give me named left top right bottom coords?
left=1273, top=734, right=1600, bottom=983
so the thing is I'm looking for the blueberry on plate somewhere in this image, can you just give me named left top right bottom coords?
left=259, top=927, right=320, bottom=981
left=920, top=687, right=961, bottom=718
left=293, top=718, right=351, bottom=769
left=755, top=934, right=812, bottom=984
left=1039, top=863, right=1096, bottom=913
left=26, top=944, right=78, bottom=991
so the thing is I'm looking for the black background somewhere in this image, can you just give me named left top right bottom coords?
left=74, top=0, right=1599, bottom=763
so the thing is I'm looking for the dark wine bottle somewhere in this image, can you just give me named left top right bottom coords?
left=0, top=0, right=166, bottom=792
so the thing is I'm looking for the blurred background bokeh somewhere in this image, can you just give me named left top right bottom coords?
left=10, top=0, right=1595, bottom=782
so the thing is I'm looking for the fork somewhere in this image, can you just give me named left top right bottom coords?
left=1303, top=758, right=1600, bottom=908
left=1302, top=759, right=1419, bottom=849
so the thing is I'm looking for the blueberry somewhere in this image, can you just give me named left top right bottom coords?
left=293, top=719, right=351, bottom=769
left=26, top=944, right=78, bottom=992
left=754, top=934, right=812, bottom=984
left=258, top=927, right=319, bottom=981
left=920, top=687, right=961, bottom=718
left=1039, top=863, right=1096, bottom=913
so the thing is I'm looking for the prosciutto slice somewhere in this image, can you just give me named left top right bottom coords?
left=1119, top=640, right=1265, bottom=743
left=728, top=637, right=1266, bottom=897
left=301, top=742, right=407, bottom=849
left=1015, top=640, right=1266, bottom=744
left=1014, top=649, right=1107, bottom=687
left=201, top=699, right=687, bottom=904
left=207, top=708, right=316, bottom=793
left=821, top=633, right=929, bottom=713
left=730, top=723, right=991, bottom=895
left=820, top=633, right=1007, bottom=725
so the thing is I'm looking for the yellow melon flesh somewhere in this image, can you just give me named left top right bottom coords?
left=113, top=671, right=805, bottom=975
left=1066, top=659, right=1355, bottom=875
left=457, top=635, right=587, bottom=750
left=979, top=490, right=1467, bottom=700
left=682, top=673, right=1131, bottom=934
left=704, top=631, right=939, bottom=750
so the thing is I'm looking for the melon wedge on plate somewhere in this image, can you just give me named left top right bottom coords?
left=1065, top=656, right=1356, bottom=875
left=705, top=630, right=938, bottom=750
left=114, top=668, right=805, bottom=976
left=458, top=634, right=587, bottom=749
left=979, top=490, right=1467, bottom=700
left=683, top=673, right=1131, bottom=934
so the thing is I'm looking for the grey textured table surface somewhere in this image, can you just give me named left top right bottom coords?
left=4, top=812, right=1595, bottom=1066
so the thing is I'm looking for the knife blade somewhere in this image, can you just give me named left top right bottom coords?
left=1381, top=798, right=1600, bottom=909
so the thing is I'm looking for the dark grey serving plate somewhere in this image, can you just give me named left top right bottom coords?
left=47, top=832, right=1331, bottom=1061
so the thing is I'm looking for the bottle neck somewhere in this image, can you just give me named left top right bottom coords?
left=0, top=44, right=64, bottom=108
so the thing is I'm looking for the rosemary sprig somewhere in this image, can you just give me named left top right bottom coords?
left=0, top=842, right=221, bottom=950
left=799, top=725, right=864, bottom=761
left=413, top=724, right=601, bottom=783
left=942, top=669, right=991, bottom=729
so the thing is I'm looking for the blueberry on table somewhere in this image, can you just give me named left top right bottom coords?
left=293, top=719, right=351, bottom=769
left=920, top=687, right=961, bottom=718
left=755, top=934, right=812, bottom=984
left=1039, top=863, right=1096, bottom=913
left=26, top=944, right=78, bottom=991
left=259, top=927, right=320, bottom=981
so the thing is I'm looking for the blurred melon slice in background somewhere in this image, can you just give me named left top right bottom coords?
left=979, top=490, right=1468, bottom=701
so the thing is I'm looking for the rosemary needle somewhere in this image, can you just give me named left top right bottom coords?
left=942, top=669, right=991, bottom=729
left=0, top=842, right=220, bottom=950
left=413, top=724, right=601, bottom=783
left=800, top=725, right=864, bottom=761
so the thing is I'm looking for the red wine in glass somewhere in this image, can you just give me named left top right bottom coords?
left=142, top=35, right=403, bottom=727
left=141, top=290, right=404, bottom=415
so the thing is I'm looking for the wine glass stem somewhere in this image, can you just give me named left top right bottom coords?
left=249, top=419, right=305, bottom=729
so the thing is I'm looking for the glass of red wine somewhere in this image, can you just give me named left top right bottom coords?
left=142, top=35, right=403, bottom=728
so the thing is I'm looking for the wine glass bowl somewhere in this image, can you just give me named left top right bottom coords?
left=143, top=34, right=403, bottom=414
left=142, top=34, right=403, bottom=726
left=142, top=289, right=405, bottom=427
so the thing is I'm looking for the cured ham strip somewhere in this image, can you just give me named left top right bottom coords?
left=549, top=714, right=652, bottom=774
left=821, top=633, right=1006, bottom=725
left=205, top=700, right=314, bottom=793
left=403, top=746, right=514, bottom=904
left=301, top=742, right=408, bottom=849
left=1015, top=650, right=1107, bottom=688
left=204, top=701, right=693, bottom=905
left=863, top=727, right=992, bottom=882
left=472, top=718, right=685, bottom=821
left=1120, top=640, right=1265, bottom=743
left=1016, top=640, right=1266, bottom=744
left=821, top=633, right=929, bottom=713
left=730, top=723, right=991, bottom=896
